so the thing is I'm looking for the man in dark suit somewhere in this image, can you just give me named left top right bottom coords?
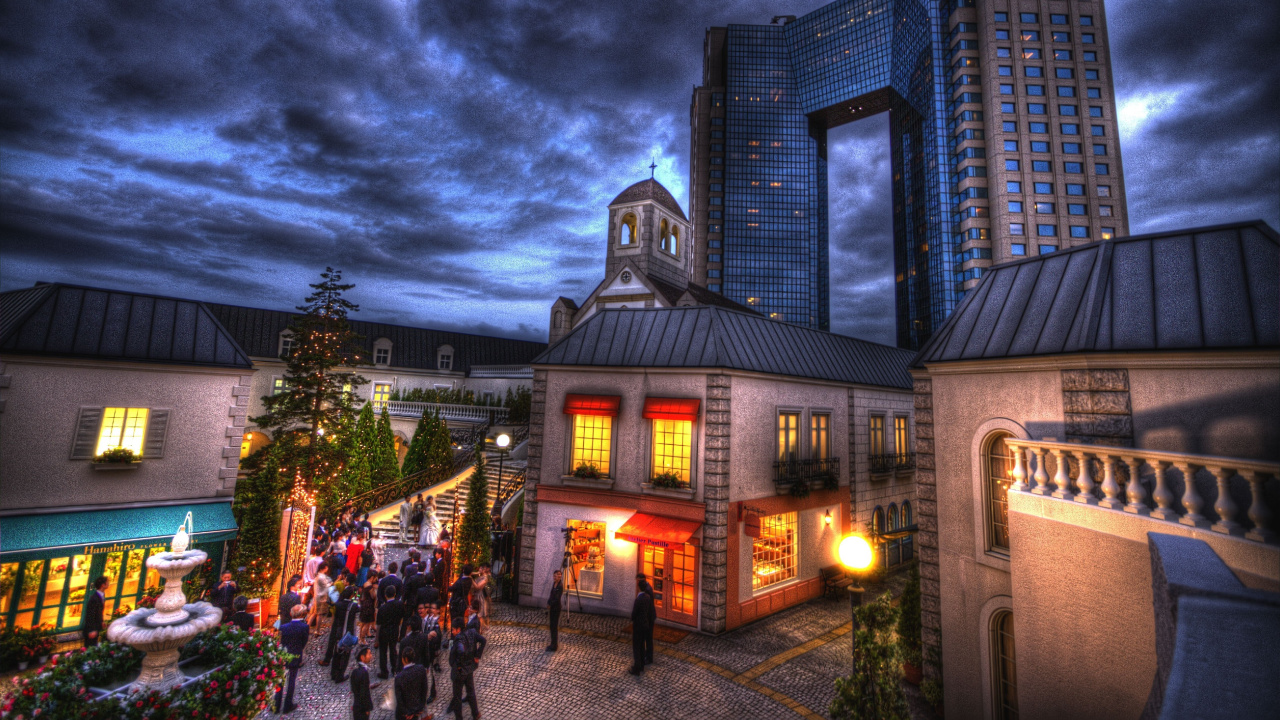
left=546, top=569, right=563, bottom=652
left=448, top=602, right=486, bottom=720
left=641, top=579, right=657, bottom=665
left=278, top=574, right=304, bottom=625
left=82, top=576, right=110, bottom=647
left=378, top=562, right=404, bottom=608
left=394, top=646, right=430, bottom=720
left=208, top=569, right=238, bottom=622
left=349, top=645, right=376, bottom=720
left=629, top=574, right=655, bottom=675
left=447, top=564, right=473, bottom=631
left=275, top=604, right=310, bottom=714
left=229, top=595, right=256, bottom=631
left=405, top=562, right=427, bottom=609
left=377, top=584, right=406, bottom=679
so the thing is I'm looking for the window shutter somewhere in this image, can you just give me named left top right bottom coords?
left=144, top=408, right=171, bottom=458
left=70, top=407, right=104, bottom=459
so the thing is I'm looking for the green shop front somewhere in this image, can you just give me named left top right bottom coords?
left=0, top=501, right=238, bottom=633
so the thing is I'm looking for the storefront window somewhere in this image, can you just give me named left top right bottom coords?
left=0, top=563, right=16, bottom=626
left=571, top=415, right=612, bottom=477
left=122, top=549, right=146, bottom=597
left=752, top=512, right=798, bottom=591
left=564, top=520, right=606, bottom=597
left=40, top=557, right=71, bottom=627
left=61, top=555, right=91, bottom=629
left=652, top=419, right=692, bottom=484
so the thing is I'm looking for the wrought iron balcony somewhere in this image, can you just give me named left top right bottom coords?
left=869, top=452, right=915, bottom=477
left=772, top=457, right=841, bottom=488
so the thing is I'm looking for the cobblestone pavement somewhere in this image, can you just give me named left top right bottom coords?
left=252, top=548, right=933, bottom=720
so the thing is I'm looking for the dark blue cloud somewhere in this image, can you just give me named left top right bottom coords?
left=1, top=0, right=1274, bottom=346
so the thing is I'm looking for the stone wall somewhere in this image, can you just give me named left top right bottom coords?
left=700, top=373, right=731, bottom=633
left=911, top=369, right=941, bottom=683
left=518, top=368, right=548, bottom=597
left=1062, top=368, right=1133, bottom=446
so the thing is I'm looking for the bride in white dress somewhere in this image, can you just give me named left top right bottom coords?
left=418, top=495, right=440, bottom=548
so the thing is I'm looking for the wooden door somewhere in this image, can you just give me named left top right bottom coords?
left=638, top=543, right=698, bottom=627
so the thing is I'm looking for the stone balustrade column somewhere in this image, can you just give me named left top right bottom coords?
left=1243, top=470, right=1277, bottom=544
left=1098, top=455, right=1124, bottom=509
left=1175, top=461, right=1209, bottom=528
left=1010, top=445, right=1028, bottom=492
left=1209, top=466, right=1243, bottom=536
left=1031, top=447, right=1051, bottom=496
left=1124, top=456, right=1149, bottom=515
left=1149, top=460, right=1178, bottom=521
left=1073, top=451, right=1096, bottom=504
left=1051, top=448, right=1074, bottom=500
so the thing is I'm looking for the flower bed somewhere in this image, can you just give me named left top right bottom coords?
left=2, top=625, right=290, bottom=720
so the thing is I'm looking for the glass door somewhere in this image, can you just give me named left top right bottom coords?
left=641, top=545, right=665, bottom=611
left=638, top=543, right=698, bottom=627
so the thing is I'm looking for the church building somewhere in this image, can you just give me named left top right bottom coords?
left=548, top=178, right=758, bottom=345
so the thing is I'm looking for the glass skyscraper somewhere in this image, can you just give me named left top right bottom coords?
left=691, top=0, right=1127, bottom=349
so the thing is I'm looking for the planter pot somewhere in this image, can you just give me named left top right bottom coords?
left=640, top=482, right=696, bottom=500
left=561, top=475, right=615, bottom=491
left=38, top=654, right=49, bottom=664
left=92, top=462, right=141, bottom=471
left=18, top=661, right=29, bottom=670
left=903, top=661, right=922, bottom=685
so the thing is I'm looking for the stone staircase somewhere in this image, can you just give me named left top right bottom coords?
left=373, top=453, right=526, bottom=546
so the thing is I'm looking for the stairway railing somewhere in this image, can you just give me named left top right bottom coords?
left=494, top=467, right=526, bottom=514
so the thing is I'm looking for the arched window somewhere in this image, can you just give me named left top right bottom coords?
left=901, top=500, right=914, bottom=561
left=659, top=219, right=669, bottom=252
left=553, top=310, right=563, bottom=330
left=872, top=506, right=884, bottom=534
left=901, top=501, right=913, bottom=527
left=872, top=506, right=886, bottom=567
left=239, top=430, right=270, bottom=459
left=984, top=432, right=1016, bottom=554
left=669, top=226, right=679, bottom=255
left=991, top=611, right=1019, bottom=719
left=620, top=213, right=637, bottom=245
left=887, top=503, right=901, bottom=566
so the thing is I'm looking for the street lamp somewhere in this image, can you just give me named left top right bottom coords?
left=838, top=533, right=874, bottom=661
left=493, top=433, right=511, bottom=516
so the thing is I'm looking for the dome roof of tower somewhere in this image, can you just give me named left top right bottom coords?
left=609, top=178, right=688, bottom=221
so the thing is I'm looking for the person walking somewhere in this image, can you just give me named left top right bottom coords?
left=628, top=574, right=655, bottom=675
left=358, top=536, right=375, bottom=586
left=398, top=497, right=413, bottom=544
left=274, top=604, right=310, bottom=714
left=395, top=646, right=431, bottom=720
left=447, top=564, right=473, bottom=632
left=359, top=571, right=380, bottom=644
left=377, top=584, right=406, bottom=679
left=82, top=576, right=109, bottom=647
left=230, top=596, right=256, bottom=631
left=447, top=603, right=486, bottom=720
left=641, top=579, right=656, bottom=666
left=546, top=569, right=563, bottom=652
left=312, top=564, right=334, bottom=637
left=278, top=574, right=304, bottom=626
left=323, top=585, right=359, bottom=666
left=303, top=546, right=324, bottom=588
left=379, top=562, right=404, bottom=608
left=346, top=533, right=366, bottom=578
left=349, top=645, right=377, bottom=720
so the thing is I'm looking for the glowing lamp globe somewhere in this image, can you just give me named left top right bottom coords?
left=497, top=433, right=511, bottom=449
left=838, top=535, right=874, bottom=571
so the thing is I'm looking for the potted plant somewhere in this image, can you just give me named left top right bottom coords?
left=573, top=462, right=600, bottom=480
left=92, top=446, right=140, bottom=469
left=651, top=471, right=685, bottom=489
left=789, top=479, right=811, bottom=498
left=898, top=564, right=923, bottom=684
left=819, top=471, right=839, bottom=492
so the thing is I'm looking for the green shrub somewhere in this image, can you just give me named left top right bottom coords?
left=93, top=447, right=137, bottom=463
left=830, top=593, right=909, bottom=720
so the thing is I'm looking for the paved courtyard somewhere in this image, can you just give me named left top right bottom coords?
left=255, top=549, right=934, bottom=720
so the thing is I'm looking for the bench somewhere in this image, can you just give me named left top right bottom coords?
left=820, top=564, right=852, bottom=597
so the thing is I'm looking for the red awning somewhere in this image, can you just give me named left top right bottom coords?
left=642, top=397, right=701, bottom=421
left=563, top=394, right=621, bottom=417
left=614, top=512, right=702, bottom=548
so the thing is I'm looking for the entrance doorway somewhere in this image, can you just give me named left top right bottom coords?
left=638, top=543, right=697, bottom=627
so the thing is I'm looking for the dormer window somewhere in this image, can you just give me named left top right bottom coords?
left=373, top=337, right=392, bottom=367
left=437, top=344, right=454, bottom=371
left=278, top=331, right=294, bottom=359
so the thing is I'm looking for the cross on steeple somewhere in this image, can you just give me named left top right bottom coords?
left=649, top=158, right=657, bottom=179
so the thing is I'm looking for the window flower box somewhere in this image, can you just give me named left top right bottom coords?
left=640, top=482, right=696, bottom=500
left=562, top=474, right=614, bottom=490
left=92, top=447, right=141, bottom=469
left=92, top=461, right=141, bottom=471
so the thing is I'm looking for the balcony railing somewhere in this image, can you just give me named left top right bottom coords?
left=869, top=452, right=915, bottom=476
left=1004, top=438, right=1278, bottom=544
left=373, top=401, right=509, bottom=425
left=773, top=457, right=841, bottom=488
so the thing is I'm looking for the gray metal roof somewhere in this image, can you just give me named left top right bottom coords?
left=609, top=178, right=688, bottom=221
left=208, top=303, right=545, bottom=374
left=912, top=221, right=1279, bottom=367
left=0, top=283, right=253, bottom=368
left=534, top=306, right=914, bottom=389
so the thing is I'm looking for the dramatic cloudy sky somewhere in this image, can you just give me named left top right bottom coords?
left=2, top=0, right=1276, bottom=345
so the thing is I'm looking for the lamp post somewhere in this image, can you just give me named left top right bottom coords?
left=493, top=433, right=510, bottom=515
left=838, top=534, right=874, bottom=671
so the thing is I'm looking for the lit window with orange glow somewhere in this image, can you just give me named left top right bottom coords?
left=572, top=414, right=612, bottom=477
left=96, top=407, right=148, bottom=456
left=752, top=511, right=797, bottom=590
left=652, top=418, right=692, bottom=484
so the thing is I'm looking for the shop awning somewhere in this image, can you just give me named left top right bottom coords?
left=642, top=397, right=701, bottom=421
left=614, top=512, right=702, bottom=548
left=0, top=501, right=238, bottom=563
left=563, top=394, right=621, bottom=417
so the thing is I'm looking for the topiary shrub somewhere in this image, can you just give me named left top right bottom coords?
left=829, top=592, right=909, bottom=720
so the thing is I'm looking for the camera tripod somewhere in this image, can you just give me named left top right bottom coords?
left=560, top=525, right=586, bottom=615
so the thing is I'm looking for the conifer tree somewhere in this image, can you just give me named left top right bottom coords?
left=370, top=407, right=402, bottom=489
left=453, top=444, right=492, bottom=573
left=423, top=410, right=454, bottom=484
left=829, top=593, right=910, bottom=720
left=230, top=453, right=286, bottom=596
left=402, top=413, right=430, bottom=477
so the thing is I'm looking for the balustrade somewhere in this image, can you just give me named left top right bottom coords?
left=374, top=400, right=510, bottom=424
left=1004, top=438, right=1278, bottom=545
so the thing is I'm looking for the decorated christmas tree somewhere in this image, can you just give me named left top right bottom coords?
left=370, top=406, right=402, bottom=489
left=401, top=413, right=430, bottom=477
left=423, top=410, right=454, bottom=484
left=453, top=443, right=492, bottom=573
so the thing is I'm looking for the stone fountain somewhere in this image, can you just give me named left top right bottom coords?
left=106, top=513, right=223, bottom=692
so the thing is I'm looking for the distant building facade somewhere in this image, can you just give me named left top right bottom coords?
left=910, top=221, right=1279, bottom=718
left=0, top=283, right=247, bottom=634
left=691, top=0, right=1128, bottom=348
left=520, top=305, right=917, bottom=632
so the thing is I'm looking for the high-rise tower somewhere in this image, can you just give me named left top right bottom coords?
left=690, top=0, right=1128, bottom=349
